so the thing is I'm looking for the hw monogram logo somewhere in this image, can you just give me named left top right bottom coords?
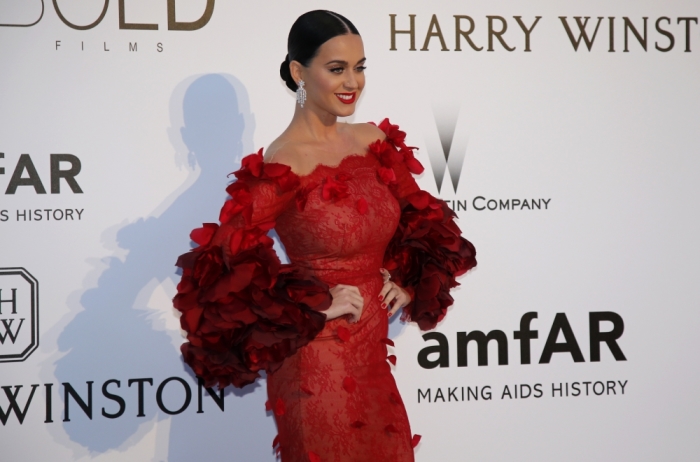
left=0, top=268, right=39, bottom=363
left=427, top=106, right=468, bottom=193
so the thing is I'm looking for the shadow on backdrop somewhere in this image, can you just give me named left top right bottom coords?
left=50, top=74, right=277, bottom=460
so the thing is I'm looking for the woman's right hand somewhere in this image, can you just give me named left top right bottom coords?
left=325, top=284, right=364, bottom=323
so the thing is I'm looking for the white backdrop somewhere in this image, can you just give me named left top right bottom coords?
left=1, top=1, right=699, bottom=461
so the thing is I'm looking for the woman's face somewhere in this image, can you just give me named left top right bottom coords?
left=295, top=34, right=366, bottom=118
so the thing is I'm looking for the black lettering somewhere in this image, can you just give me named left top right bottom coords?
left=119, top=0, right=158, bottom=30
left=418, top=332, right=449, bottom=368
left=473, top=196, right=485, bottom=210
left=618, top=380, right=627, bottom=394
left=559, top=16, right=604, bottom=51
left=390, top=14, right=416, bottom=51
left=63, top=382, right=93, bottom=421
left=609, top=17, right=615, bottom=52
left=677, top=17, right=698, bottom=52
left=457, top=330, right=508, bottom=366
left=53, top=0, right=109, bottom=30
left=0, top=385, right=39, bottom=425
left=513, top=16, right=541, bottom=52
left=623, top=17, right=648, bottom=52
left=514, top=312, right=538, bottom=365
left=433, top=388, right=445, bottom=402
left=520, top=384, right=532, bottom=398
left=533, top=383, right=543, bottom=398
left=0, top=318, right=23, bottom=344
left=0, top=289, right=18, bottom=315
left=167, top=0, right=214, bottom=31
left=539, top=313, right=585, bottom=363
left=418, top=388, right=431, bottom=403
left=50, top=154, right=82, bottom=193
left=5, top=154, right=46, bottom=194
left=44, top=383, right=53, bottom=423
left=593, top=381, right=605, bottom=395
left=421, top=14, right=449, bottom=51
left=607, top=380, right=616, bottom=395
left=487, top=16, right=515, bottom=51
left=454, top=15, right=482, bottom=51
left=101, top=379, right=126, bottom=419
left=448, top=387, right=458, bottom=402
left=552, top=382, right=563, bottom=397
left=0, top=210, right=7, bottom=221
left=128, top=378, right=153, bottom=417
left=156, top=377, right=191, bottom=415
left=501, top=385, right=512, bottom=399
left=589, top=311, right=626, bottom=361
left=196, top=378, right=224, bottom=413
left=655, top=17, right=674, bottom=52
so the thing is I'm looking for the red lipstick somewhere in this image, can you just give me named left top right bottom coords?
left=335, top=92, right=356, bottom=104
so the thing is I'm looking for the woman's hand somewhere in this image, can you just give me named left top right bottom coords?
left=326, top=284, right=365, bottom=323
left=378, top=268, right=411, bottom=318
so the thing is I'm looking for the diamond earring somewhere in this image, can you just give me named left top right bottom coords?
left=296, top=80, right=306, bottom=108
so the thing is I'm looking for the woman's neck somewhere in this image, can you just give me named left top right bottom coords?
left=289, top=104, right=342, bottom=143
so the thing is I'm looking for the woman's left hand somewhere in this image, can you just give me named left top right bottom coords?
left=378, top=268, right=411, bottom=318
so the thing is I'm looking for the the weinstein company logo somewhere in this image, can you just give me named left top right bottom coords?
left=0, top=268, right=39, bottom=363
left=428, top=106, right=467, bottom=194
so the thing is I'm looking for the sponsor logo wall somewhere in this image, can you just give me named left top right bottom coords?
left=1, top=1, right=699, bottom=460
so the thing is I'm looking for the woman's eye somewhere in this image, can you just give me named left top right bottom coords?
left=356, top=66, right=367, bottom=72
left=330, top=67, right=344, bottom=74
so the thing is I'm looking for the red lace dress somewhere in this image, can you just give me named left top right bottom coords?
left=173, top=120, right=476, bottom=462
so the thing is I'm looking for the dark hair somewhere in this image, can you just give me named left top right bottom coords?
left=280, top=10, right=360, bottom=92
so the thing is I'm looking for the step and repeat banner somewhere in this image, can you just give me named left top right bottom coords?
left=1, top=1, right=699, bottom=460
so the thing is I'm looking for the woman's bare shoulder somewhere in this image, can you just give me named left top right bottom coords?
left=349, top=122, right=386, bottom=145
left=264, top=136, right=311, bottom=174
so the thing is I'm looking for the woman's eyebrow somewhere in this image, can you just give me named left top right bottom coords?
left=325, top=57, right=367, bottom=66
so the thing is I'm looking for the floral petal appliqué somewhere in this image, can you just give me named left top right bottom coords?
left=411, top=434, right=422, bottom=448
left=380, top=337, right=395, bottom=347
left=357, top=198, right=369, bottom=215
left=387, top=355, right=397, bottom=365
left=274, top=398, right=285, bottom=416
left=309, top=451, right=321, bottom=462
left=337, top=326, right=351, bottom=342
left=342, top=376, right=357, bottom=393
left=300, top=385, right=315, bottom=396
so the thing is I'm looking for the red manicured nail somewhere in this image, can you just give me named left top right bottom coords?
left=378, top=295, right=383, bottom=301
left=387, top=311, right=391, bottom=317
left=381, top=303, right=386, bottom=308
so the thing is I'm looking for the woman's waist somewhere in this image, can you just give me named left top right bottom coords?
left=288, top=255, right=386, bottom=286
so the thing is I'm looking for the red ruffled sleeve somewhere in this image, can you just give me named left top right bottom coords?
left=173, top=149, right=332, bottom=389
left=373, top=119, right=477, bottom=331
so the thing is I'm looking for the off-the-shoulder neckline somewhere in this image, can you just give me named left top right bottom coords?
left=263, top=136, right=383, bottom=179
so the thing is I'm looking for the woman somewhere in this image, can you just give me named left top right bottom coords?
left=173, top=10, right=476, bottom=462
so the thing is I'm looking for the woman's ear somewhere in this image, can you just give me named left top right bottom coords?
left=290, top=60, right=304, bottom=86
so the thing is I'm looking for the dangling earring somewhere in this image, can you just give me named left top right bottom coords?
left=296, top=80, right=306, bottom=108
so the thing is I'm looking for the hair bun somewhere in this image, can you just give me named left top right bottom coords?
left=280, top=54, right=297, bottom=92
